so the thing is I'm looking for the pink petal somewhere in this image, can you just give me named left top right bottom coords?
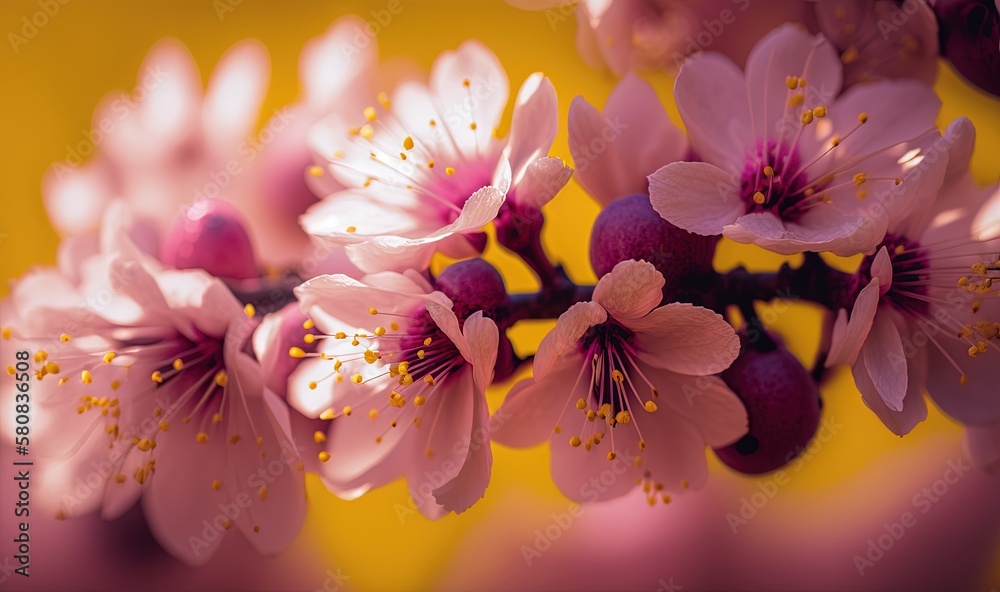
left=158, top=269, right=241, bottom=339
left=649, top=368, right=749, bottom=447
left=300, top=16, right=376, bottom=112
left=142, top=404, right=230, bottom=565
left=549, top=426, right=642, bottom=503
left=592, top=259, right=665, bottom=321
left=569, top=73, right=686, bottom=205
left=673, top=53, right=752, bottom=167
left=513, top=157, right=574, bottom=209
left=534, top=302, right=607, bottom=379
left=491, top=359, right=582, bottom=448
left=640, top=407, right=711, bottom=495
left=203, top=40, right=270, bottom=155
left=430, top=40, right=509, bottom=155
left=294, top=272, right=431, bottom=331
left=861, top=311, right=908, bottom=412
left=462, top=311, right=499, bottom=393
left=132, top=39, right=202, bottom=156
left=431, top=391, right=493, bottom=513
left=870, top=246, right=893, bottom=296
left=627, top=303, right=740, bottom=375
left=648, top=162, right=744, bottom=236
left=41, top=162, right=113, bottom=237
left=744, top=24, right=842, bottom=142
left=853, top=352, right=927, bottom=436
left=826, top=80, right=940, bottom=160
left=826, top=278, right=881, bottom=366
left=505, top=73, right=558, bottom=179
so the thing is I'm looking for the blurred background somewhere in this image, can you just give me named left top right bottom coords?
left=1, top=1, right=999, bottom=590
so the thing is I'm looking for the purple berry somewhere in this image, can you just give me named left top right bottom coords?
left=714, top=329, right=822, bottom=475
left=935, top=0, right=1000, bottom=96
left=589, top=194, right=717, bottom=302
left=161, top=199, right=259, bottom=280
left=434, top=259, right=510, bottom=322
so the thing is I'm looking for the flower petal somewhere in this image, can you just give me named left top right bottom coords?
left=462, top=311, right=499, bottom=393
left=430, top=40, right=509, bottom=155
left=504, top=73, right=558, bottom=180
left=534, top=302, right=607, bottom=379
left=648, top=162, right=744, bottom=236
left=491, top=359, right=582, bottom=448
left=627, top=303, right=740, bottom=375
left=513, top=157, right=574, bottom=210
left=549, top=426, right=642, bottom=503
left=431, top=390, right=493, bottom=514
left=853, top=352, right=927, bottom=436
left=650, top=369, right=749, bottom=447
left=592, top=259, right=665, bottom=321
left=826, top=278, right=881, bottom=366
left=861, top=311, right=908, bottom=412
left=673, top=53, right=752, bottom=167
left=203, top=40, right=270, bottom=155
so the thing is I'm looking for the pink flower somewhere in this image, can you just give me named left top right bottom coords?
left=243, top=17, right=380, bottom=268
left=568, top=73, right=687, bottom=206
left=649, top=24, right=941, bottom=256
left=492, top=260, right=745, bottom=504
left=810, top=0, right=939, bottom=87
left=1, top=234, right=306, bottom=565
left=826, top=118, right=1000, bottom=435
left=517, top=0, right=809, bottom=75
left=290, top=270, right=499, bottom=517
left=42, top=38, right=270, bottom=244
left=302, top=41, right=568, bottom=273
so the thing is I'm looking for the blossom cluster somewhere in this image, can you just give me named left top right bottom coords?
left=2, top=0, right=999, bottom=566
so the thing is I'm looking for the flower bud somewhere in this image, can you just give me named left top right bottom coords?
left=589, top=194, right=717, bottom=302
left=434, top=259, right=510, bottom=322
left=714, top=329, right=822, bottom=475
left=161, top=199, right=259, bottom=280
left=255, top=303, right=316, bottom=398
left=934, top=0, right=1000, bottom=96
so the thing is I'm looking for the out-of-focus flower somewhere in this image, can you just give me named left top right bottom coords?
left=810, top=0, right=939, bottom=87
left=827, top=118, right=1000, bottom=435
left=568, top=73, right=687, bottom=206
left=933, top=0, right=1000, bottom=96
left=1, top=219, right=305, bottom=565
left=492, top=260, right=745, bottom=504
left=244, top=16, right=380, bottom=268
left=42, top=39, right=270, bottom=247
left=303, top=41, right=565, bottom=273
left=511, top=0, right=812, bottom=75
left=289, top=264, right=500, bottom=517
left=649, top=24, right=941, bottom=257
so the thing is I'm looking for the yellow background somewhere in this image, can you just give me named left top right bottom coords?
left=2, top=1, right=999, bottom=590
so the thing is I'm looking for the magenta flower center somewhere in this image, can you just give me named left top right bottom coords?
left=739, top=138, right=816, bottom=222
left=859, top=233, right=931, bottom=317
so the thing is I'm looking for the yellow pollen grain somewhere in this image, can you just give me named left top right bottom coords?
left=244, top=303, right=256, bottom=318
left=788, top=93, right=804, bottom=106
left=103, top=352, right=116, bottom=364
left=214, top=370, right=228, bottom=387
left=45, top=362, right=60, bottom=375
left=81, top=370, right=92, bottom=384
left=576, top=398, right=587, bottom=410
left=289, top=347, right=307, bottom=359
left=414, top=395, right=427, bottom=407
left=644, top=401, right=658, bottom=413
left=212, top=480, right=222, bottom=491
left=853, top=172, right=867, bottom=185
left=813, top=105, right=827, bottom=118
left=841, top=45, right=859, bottom=64
left=343, top=406, right=353, bottom=416
left=377, top=91, right=390, bottom=109
left=364, top=106, right=377, bottom=122
left=258, top=486, right=268, bottom=501
left=308, top=165, right=324, bottom=177
left=0, top=327, right=10, bottom=340
left=753, top=191, right=766, bottom=205
left=196, top=432, right=209, bottom=443
left=569, top=436, right=582, bottom=447
left=607, top=452, right=616, bottom=461
left=114, top=474, right=126, bottom=484
left=763, top=166, right=774, bottom=178
left=785, top=75, right=798, bottom=89
left=858, top=112, right=869, bottom=124
left=359, top=124, right=374, bottom=140
left=801, top=109, right=814, bottom=125
left=230, top=434, right=241, bottom=444
left=212, top=413, right=222, bottom=424
left=319, top=408, right=335, bottom=420
left=303, top=319, right=315, bottom=330
left=445, top=167, right=456, bottom=175
left=158, top=420, right=169, bottom=432
left=369, top=409, right=378, bottom=420
left=60, top=333, right=71, bottom=342
left=318, top=451, right=331, bottom=462
left=172, top=358, right=184, bottom=371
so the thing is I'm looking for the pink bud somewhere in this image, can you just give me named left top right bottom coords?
left=161, top=199, right=259, bottom=280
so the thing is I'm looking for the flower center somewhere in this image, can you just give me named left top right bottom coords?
left=860, top=233, right=931, bottom=316
left=740, top=138, right=816, bottom=221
